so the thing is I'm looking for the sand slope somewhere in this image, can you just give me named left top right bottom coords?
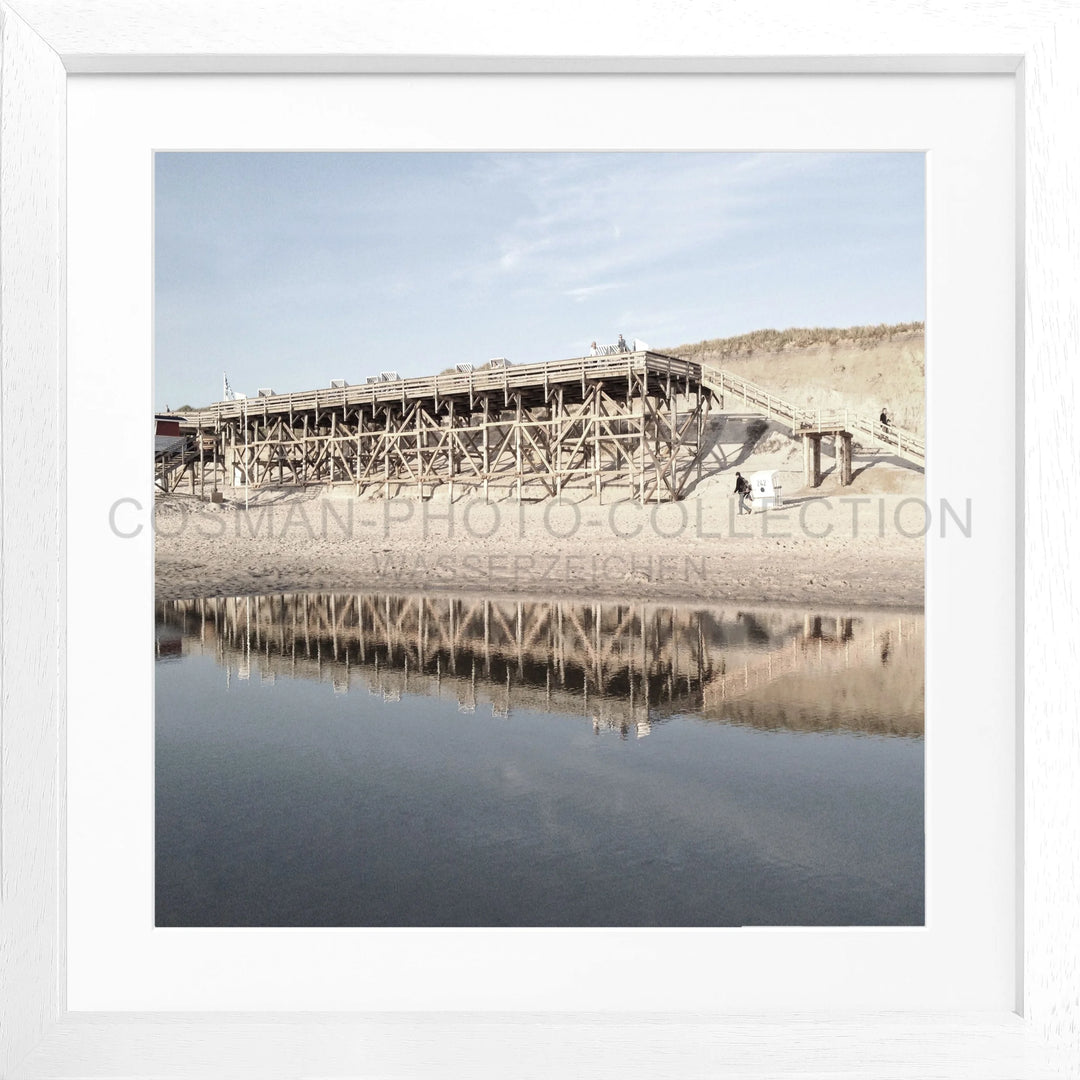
left=670, top=325, right=925, bottom=436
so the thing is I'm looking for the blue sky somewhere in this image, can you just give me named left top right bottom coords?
left=154, top=152, right=924, bottom=410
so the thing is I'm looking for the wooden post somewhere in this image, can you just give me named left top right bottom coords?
left=302, top=414, right=309, bottom=485
left=515, top=392, right=523, bottom=503
left=653, top=413, right=661, bottom=506
left=639, top=376, right=646, bottom=506
left=417, top=402, right=424, bottom=497
left=592, top=384, right=601, bottom=502
left=224, top=421, right=233, bottom=490
left=237, top=416, right=245, bottom=490
left=330, top=411, right=337, bottom=484
left=839, top=432, right=853, bottom=486
left=448, top=398, right=456, bottom=504
left=669, top=387, right=677, bottom=500
left=803, top=433, right=822, bottom=488
left=384, top=407, right=392, bottom=499
left=482, top=395, right=490, bottom=503
left=555, top=387, right=564, bottom=500
left=695, top=384, right=704, bottom=490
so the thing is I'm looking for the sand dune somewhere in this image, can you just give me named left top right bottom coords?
left=669, top=325, right=925, bottom=436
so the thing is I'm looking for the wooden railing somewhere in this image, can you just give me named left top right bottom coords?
left=698, top=364, right=924, bottom=466
left=844, top=415, right=924, bottom=463
left=698, top=365, right=805, bottom=427
left=797, top=412, right=924, bottom=464
left=188, top=351, right=700, bottom=426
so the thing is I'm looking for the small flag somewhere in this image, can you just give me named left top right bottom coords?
left=223, top=373, right=245, bottom=402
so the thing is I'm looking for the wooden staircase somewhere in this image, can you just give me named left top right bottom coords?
left=697, top=364, right=925, bottom=468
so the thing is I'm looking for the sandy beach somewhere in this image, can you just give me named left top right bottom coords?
left=155, top=466, right=928, bottom=607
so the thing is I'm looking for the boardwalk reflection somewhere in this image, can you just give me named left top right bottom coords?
left=156, top=592, right=923, bottom=738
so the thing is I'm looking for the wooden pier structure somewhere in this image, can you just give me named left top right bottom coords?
left=156, top=592, right=924, bottom=737
left=157, top=351, right=925, bottom=499
left=171, top=351, right=712, bottom=504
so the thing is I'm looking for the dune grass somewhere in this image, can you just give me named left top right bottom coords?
left=669, top=321, right=924, bottom=361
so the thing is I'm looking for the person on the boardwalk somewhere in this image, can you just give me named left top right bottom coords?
left=879, top=407, right=889, bottom=429
left=734, top=471, right=753, bottom=516
left=617, top=333, right=628, bottom=352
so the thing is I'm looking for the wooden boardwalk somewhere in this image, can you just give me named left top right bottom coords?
left=175, top=351, right=711, bottom=503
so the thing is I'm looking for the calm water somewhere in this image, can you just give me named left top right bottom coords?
left=156, top=592, right=924, bottom=927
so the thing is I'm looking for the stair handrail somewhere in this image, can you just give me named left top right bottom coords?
left=698, top=362, right=924, bottom=462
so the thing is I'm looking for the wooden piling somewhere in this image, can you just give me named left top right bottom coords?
left=838, top=432, right=853, bottom=486
left=803, top=433, right=822, bottom=488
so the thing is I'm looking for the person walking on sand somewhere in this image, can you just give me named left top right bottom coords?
left=734, top=471, right=752, bottom=516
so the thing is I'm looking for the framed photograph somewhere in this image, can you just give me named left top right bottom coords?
left=2, top=2, right=1077, bottom=1077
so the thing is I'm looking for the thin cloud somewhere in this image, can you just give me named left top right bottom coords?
left=459, top=152, right=831, bottom=300
left=565, top=282, right=625, bottom=302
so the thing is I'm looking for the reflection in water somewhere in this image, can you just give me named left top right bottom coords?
left=156, top=591, right=924, bottom=927
left=157, top=593, right=923, bottom=737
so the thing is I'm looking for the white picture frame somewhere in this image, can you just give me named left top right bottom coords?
left=1, top=2, right=1077, bottom=1076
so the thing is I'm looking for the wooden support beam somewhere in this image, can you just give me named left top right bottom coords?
left=355, top=412, right=362, bottom=496
left=515, top=393, right=523, bottom=503
left=803, top=433, right=823, bottom=488
left=838, top=432, right=853, bottom=486
left=416, top=402, right=424, bottom=494
left=330, top=411, right=337, bottom=484
left=639, top=376, right=646, bottom=506
left=384, top=407, right=392, bottom=498
left=482, top=395, right=490, bottom=503
left=555, top=387, right=564, bottom=500
left=593, top=383, right=602, bottom=502
left=448, top=399, right=456, bottom=503
left=668, top=388, right=677, bottom=498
